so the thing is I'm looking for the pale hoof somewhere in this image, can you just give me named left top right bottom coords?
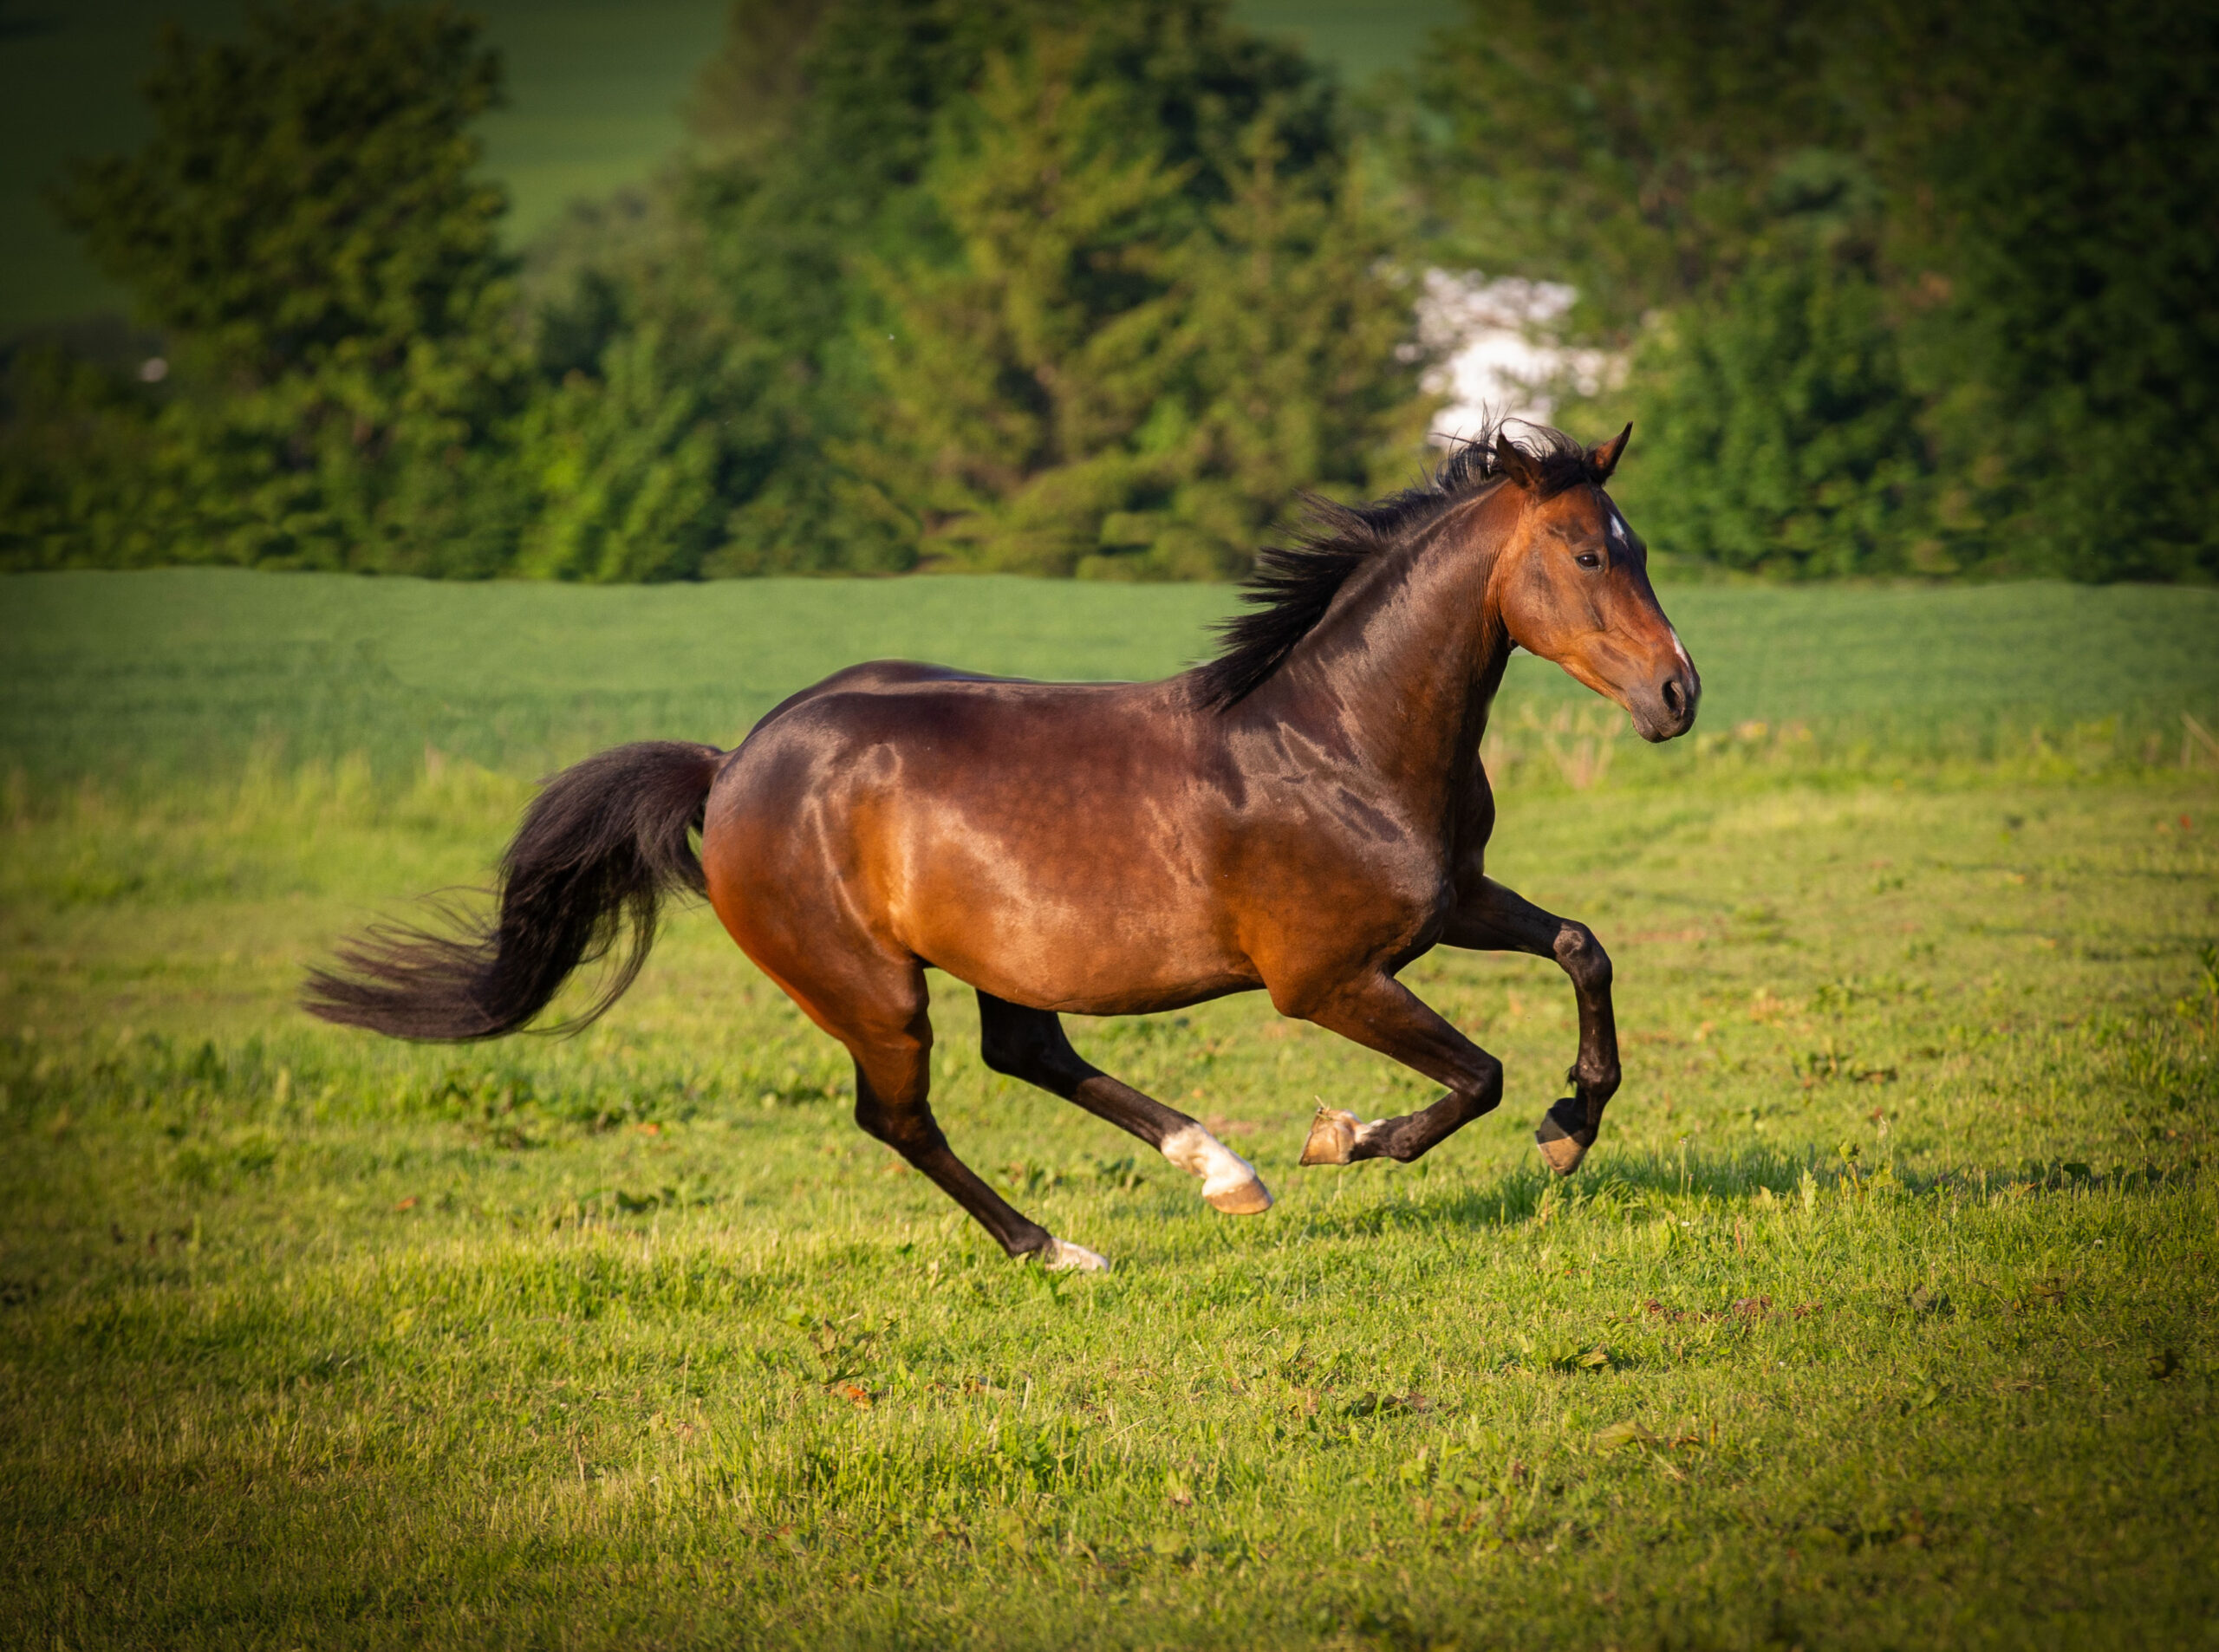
left=1300, top=1105, right=1362, bottom=1167
left=1534, top=1098, right=1592, bottom=1176
left=1535, top=1130, right=1587, bottom=1175
left=1040, top=1236, right=1111, bottom=1272
left=1161, top=1123, right=1273, bottom=1213
left=1204, top=1174, right=1274, bottom=1214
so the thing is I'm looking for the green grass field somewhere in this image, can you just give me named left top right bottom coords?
left=3, top=570, right=2217, bottom=1649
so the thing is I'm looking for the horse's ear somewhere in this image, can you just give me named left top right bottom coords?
left=1494, top=431, right=1543, bottom=490
left=1589, top=423, right=1631, bottom=483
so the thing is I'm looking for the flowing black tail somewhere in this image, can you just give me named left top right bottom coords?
left=303, top=741, right=725, bottom=1040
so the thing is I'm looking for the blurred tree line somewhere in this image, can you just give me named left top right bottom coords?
left=1410, top=0, right=2219, bottom=580
left=1, top=0, right=2212, bottom=582
left=0, top=0, right=1425, bottom=579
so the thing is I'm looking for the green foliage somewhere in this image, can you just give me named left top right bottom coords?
left=1415, top=0, right=2219, bottom=582
left=512, top=328, right=730, bottom=583
left=12, top=0, right=2212, bottom=584
left=666, top=0, right=1416, bottom=576
left=853, top=33, right=1198, bottom=573
left=491, top=0, right=1421, bottom=578
left=1612, top=251, right=1928, bottom=577
left=0, top=334, right=166, bottom=570
left=847, top=29, right=1424, bottom=576
left=1409, top=0, right=1853, bottom=333
left=3, top=0, right=1417, bottom=582
left=16, top=0, right=528, bottom=574
left=53, top=1, right=507, bottom=380
left=1862, top=0, right=2219, bottom=580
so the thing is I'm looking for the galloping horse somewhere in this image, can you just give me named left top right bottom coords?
left=308, top=423, right=1699, bottom=1271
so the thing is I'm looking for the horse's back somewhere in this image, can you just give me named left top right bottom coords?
left=744, top=659, right=1020, bottom=732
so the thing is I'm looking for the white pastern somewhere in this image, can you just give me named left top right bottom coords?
left=1159, top=1123, right=1274, bottom=1214
left=1041, top=1236, right=1111, bottom=1272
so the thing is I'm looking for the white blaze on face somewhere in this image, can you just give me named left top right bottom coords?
left=1606, top=511, right=1631, bottom=551
left=1160, top=1123, right=1273, bottom=1213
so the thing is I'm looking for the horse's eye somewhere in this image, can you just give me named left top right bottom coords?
left=1575, top=551, right=1603, bottom=570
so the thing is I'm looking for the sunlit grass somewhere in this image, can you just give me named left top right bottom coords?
left=2, top=571, right=2216, bottom=1646
left=4, top=764, right=2216, bottom=1648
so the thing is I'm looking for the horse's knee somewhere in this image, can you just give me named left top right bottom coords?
left=1554, top=923, right=1612, bottom=992
left=1468, top=1050, right=1506, bottom=1111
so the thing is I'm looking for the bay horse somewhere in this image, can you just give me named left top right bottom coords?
left=307, top=423, right=1699, bottom=1271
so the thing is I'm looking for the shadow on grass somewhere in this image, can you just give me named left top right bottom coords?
left=1289, top=1142, right=2199, bottom=1241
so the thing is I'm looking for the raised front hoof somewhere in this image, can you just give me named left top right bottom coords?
left=1534, top=1098, right=1595, bottom=1177
left=1204, top=1175, right=1275, bottom=1215
left=1299, top=1105, right=1362, bottom=1166
left=1039, top=1236, right=1111, bottom=1273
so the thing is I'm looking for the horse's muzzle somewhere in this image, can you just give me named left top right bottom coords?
left=1631, top=662, right=1701, bottom=742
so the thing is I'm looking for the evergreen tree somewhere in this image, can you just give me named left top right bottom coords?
left=1858, top=0, right=2219, bottom=580
left=677, top=0, right=1363, bottom=574
left=850, top=33, right=1191, bottom=573
left=1156, top=114, right=1430, bottom=577
left=1418, top=0, right=2219, bottom=581
left=45, top=0, right=526, bottom=571
left=846, top=21, right=1427, bottom=576
left=1409, top=0, right=1854, bottom=337
left=513, top=328, right=730, bottom=582
left=1610, top=250, right=1927, bottom=577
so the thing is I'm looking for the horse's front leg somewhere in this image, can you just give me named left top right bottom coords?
left=1292, top=972, right=1505, bottom=1165
left=1441, top=876, right=1619, bottom=1174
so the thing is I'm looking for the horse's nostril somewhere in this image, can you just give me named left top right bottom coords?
left=1662, top=678, right=1684, bottom=716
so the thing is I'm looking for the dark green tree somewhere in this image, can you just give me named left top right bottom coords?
left=45, top=0, right=526, bottom=571
left=1416, top=0, right=2219, bottom=581
left=1609, top=250, right=1927, bottom=576
left=850, top=32, right=1192, bottom=573
left=0, top=333, right=168, bottom=569
left=849, top=26, right=1427, bottom=576
left=1858, top=0, right=2219, bottom=579
left=1409, top=0, right=1856, bottom=337
left=667, top=0, right=1363, bottom=574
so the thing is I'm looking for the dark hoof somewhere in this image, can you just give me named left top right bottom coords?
left=1534, top=1097, right=1595, bottom=1176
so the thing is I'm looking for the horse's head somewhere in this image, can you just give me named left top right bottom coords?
left=1488, top=426, right=1699, bottom=743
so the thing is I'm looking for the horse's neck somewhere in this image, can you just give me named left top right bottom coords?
left=1250, top=513, right=1513, bottom=807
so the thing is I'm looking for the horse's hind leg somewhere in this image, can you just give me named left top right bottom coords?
left=797, top=965, right=1109, bottom=1271
left=975, top=992, right=1272, bottom=1215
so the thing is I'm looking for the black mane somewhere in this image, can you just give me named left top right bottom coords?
left=1193, top=420, right=1601, bottom=711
